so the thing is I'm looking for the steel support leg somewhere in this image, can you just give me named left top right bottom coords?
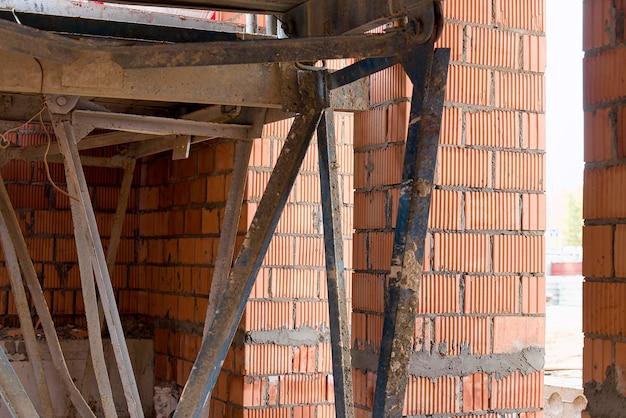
left=203, top=139, right=254, bottom=336
left=317, top=109, right=354, bottom=418
left=0, top=175, right=54, bottom=417
left=372, top=47, right=450, bottom=417
left=67, top=174, right=117, bottom=418
left=50, top=112, right=144, bottom=418
left=79, top=159, right=136, bottom=417
left=174, top=70, right=327, bottom=418
left=0, top=345, right=39, bottom=417
left=0, top=174, right=96, bottom=418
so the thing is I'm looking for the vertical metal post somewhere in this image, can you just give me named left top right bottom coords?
left=372, top=47, right=450, bottom=417
left=0, top=174, right=96, bottom=418
left=51, top=113, right=144, bottom=418
left=203, top=139, right=254, bottom=337
left=317, top=109, right=354, bottom=418
left=0, top=175, right=54, bottom=417
left=79, top=158, right=136, bottom=415
left=67, top=174, right=117, bottom=418
left=0, top=345, right=40, bottom=417
left=174, top=70, right=327, bottom=418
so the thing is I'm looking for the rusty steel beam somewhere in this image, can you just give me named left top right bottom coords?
left=108, top=31, right=407, bottom=69
left=372, top=47, right=450, bottom=417
left=174, top=69, right=327, bottom=417
left=317, top=109, right=354, bottom=418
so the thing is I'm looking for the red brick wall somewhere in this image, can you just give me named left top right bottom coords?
left=136, top=141, right=246, bottom=414
left=582, top=0, right=626, bottom=415
left=352, top=2, right=546, bottom=416
left=0, top=125, right=137, bottom=329
left=230, top=112, right=354, bottom=417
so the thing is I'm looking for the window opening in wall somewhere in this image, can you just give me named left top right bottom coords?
left=544, top=0, right=585, bottom=413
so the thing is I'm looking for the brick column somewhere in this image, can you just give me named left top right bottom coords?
left=352, top=2, right=546, bottom=416
left=582, top=0, right=626, bottom=415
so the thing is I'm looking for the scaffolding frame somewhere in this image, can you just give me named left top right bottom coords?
left=0, top=1, right=448, bottom=416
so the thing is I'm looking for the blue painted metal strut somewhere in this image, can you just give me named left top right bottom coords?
left=372, top=47, right=451, bottom=417
left=317, top=109, right=355, bottom=418
left=173, top=70, right=327, bottom=418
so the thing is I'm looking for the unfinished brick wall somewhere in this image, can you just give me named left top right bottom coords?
left=0, top=126, right=137, bottom=329
left=582, top=0, right=626, bottom=415
left=351, top=2, right=546, bottom=416
left=231, top=113, right=354, bottom=418
left=136, top=140, right=245, bottom=413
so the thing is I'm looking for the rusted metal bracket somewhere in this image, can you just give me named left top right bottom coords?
left=372, top=47, right=450, bottom=417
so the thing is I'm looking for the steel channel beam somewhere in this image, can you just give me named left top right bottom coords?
left=107, top=32, right=405, bottom=68
left=0, top=345, right=40, bottom=417
left=50, top=113, right=144, bottom=418
left=0, top=174, right=96, bottom=418
left=174, top=70, right=327, bottom=418
left=372, top=45, right=451, bottom=417
left=317, top=109, right=354, bottom=418
left=0, top=195, right=54, bottom=417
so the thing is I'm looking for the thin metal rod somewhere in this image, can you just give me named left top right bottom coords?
left=78, top=159, right=136, bottom=416
left=373, top=47, right=450, bottom=417
left=0, top=345, right=40, bottom=418
left=0, top=192, right=54, bottom=417
left=0, top=174, right=96, bottom=418
left=317, top=109, right=354, bottom=418
left=51, top=114, right=144, bottom=418
left=174, top=72, right=326, bottom=418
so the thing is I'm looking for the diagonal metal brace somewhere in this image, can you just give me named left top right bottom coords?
left=372, top=46, right=450, bottom=417
left=174, top=69, right=328, bottom=418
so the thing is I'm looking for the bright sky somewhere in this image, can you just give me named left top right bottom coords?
left=545, top=0, right=584, bottom=195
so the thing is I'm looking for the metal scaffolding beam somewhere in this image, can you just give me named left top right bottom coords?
left=0, top=1, right=447, bottom=417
